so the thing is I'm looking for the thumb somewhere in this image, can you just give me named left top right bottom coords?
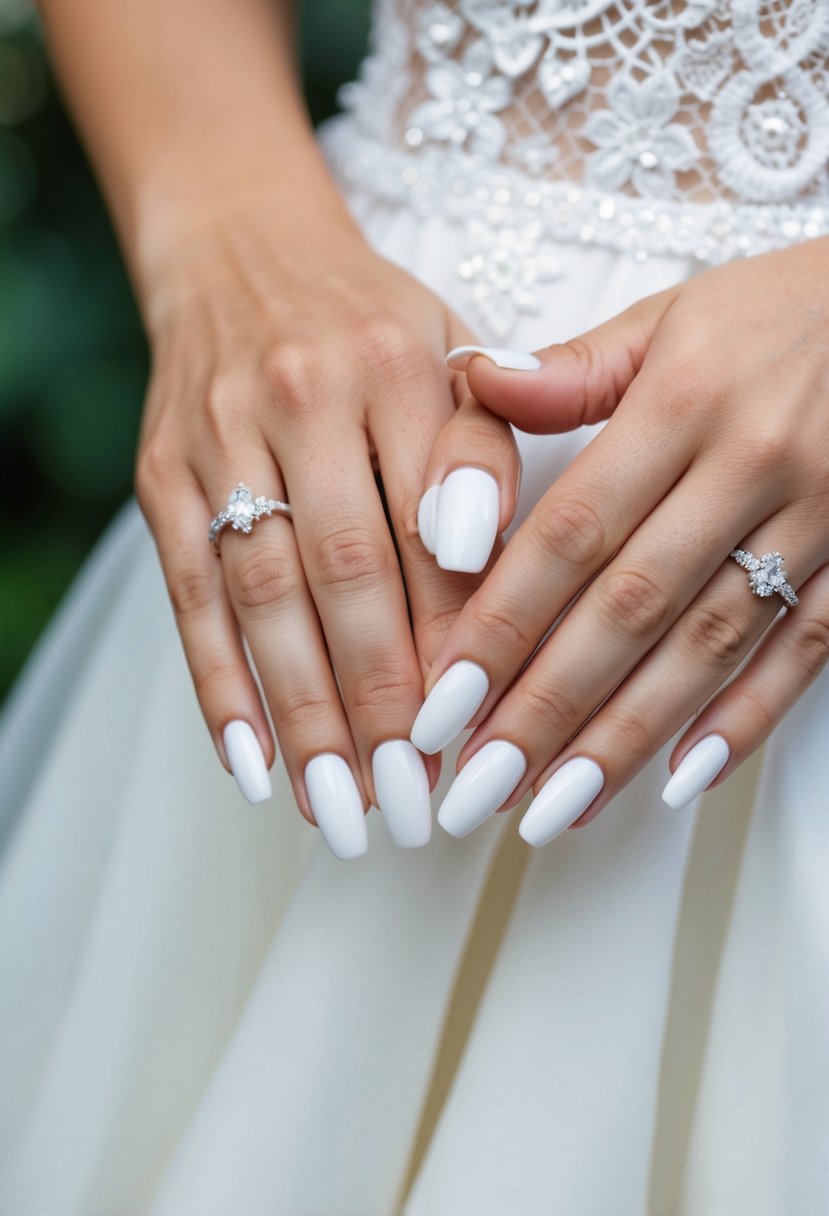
left=447, top=284, right=679, bottom=435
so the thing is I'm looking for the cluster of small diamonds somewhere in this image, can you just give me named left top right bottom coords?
left=208, top=484, right=291, bottom=551
left=730, top=549, right=799, bottom=607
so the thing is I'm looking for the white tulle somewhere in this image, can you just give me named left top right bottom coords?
left=1, top=8, right=829, bottom=1213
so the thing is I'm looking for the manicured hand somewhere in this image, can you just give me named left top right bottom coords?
left=135, top=197, right=481, bottom=856
left=412, top=238, right=829, bottom=843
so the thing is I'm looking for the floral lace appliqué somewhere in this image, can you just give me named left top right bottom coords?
left=323, top=0, right=829, bottom=338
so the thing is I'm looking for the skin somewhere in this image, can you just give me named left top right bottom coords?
left=422, top=239, right=829, bottom=828
left=37, top=0, right=482, bottom=823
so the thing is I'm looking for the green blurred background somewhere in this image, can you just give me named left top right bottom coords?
left=0, top=0, right=370, bottom=702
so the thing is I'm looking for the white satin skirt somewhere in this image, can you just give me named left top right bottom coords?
left=1, top=128, right=828, bottom=1215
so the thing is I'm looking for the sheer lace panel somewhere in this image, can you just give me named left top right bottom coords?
left=320, top=0, right=829, bottom=337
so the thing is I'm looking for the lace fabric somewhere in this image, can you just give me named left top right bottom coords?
left=319, top=0, right=829, bottom=338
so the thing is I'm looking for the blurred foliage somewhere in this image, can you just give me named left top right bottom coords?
left=0, top=0, right=370, bottom=701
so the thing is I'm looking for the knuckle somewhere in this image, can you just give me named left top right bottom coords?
left=740, top=425, right=789, bottom=478
left=313, top=526, right=392, bottom=596
left=350, top=661, right=417, bottom=714
left=786, top=615, right=829, bottom=681
left=195, top=654, right=238, bottom=695
left=359, top=315, right=426, bottom=381
left=518, top=678, right=581, bottom=737
left=168, top=569, right=216, bottom=618
left=531, top=498, right=605, bottom=568
left=470, top=599, right=535, bottom=656
left=263, top=338, right=324, bottom=411
left=682, top=603, right=748, bottom=669
left=277, top=692, right=333, bottom=736
left=734, top=684, right=776, bottom=735
left=596, top=569, right=671, bottom=638
left=135, top=442, right=172, bottom=510
left=232, top=549, right=297, bottom=612
left=603, top=708, right=653, bottom=756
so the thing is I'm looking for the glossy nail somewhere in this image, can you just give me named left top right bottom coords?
left=435, top=467, right=499, bottom=573
left=411, top=660, right=489, bottom=755
left=519, top=757, right=604, bottom=847
left=372, top=739, right=432, bottom=848
left=438, top=740, right=526, bottom=837
left=417, top=484, right=441, bottom=555
left=662, top=734, right=730, bottom=811
left=223, top=720, right=271, bottom=805
left=304, top=753, right=367, bottom=860
left=446, top=345, right=542, bottom=372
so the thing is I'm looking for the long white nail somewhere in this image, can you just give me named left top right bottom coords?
left=411, top=660, right=489, bottom=755
left=662, top=734, right=730, bottom=811
left=519, top=757, right=604, bottom=847
left=304, top=754, right=367, bottom=860
left=417, top=484, right=441, bottom=555
left=435, top=467, right=499, bottom=573
left=372, top=739, right=432, bottom=848
left=223, top=720, right=271, bottom=805
left=446, top=345, right=542, bottom=372
left=438, top=740, right=526, bottom=838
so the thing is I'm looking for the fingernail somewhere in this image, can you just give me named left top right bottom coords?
left=519, top=757, right=604, bottom=847
left=304, top=753, right=368, bottom=860
left=372, top=739, right=432, bottom=848
left=435, top=467, right=499, bottom=573
left=411, top=660, right=489, bottom=755
left=438, top=740, right=526, bottom=837
left=223, top=720, right=271, bottom=805
left=662, top=734, right=730, bottom=811
left=417, top=484, right=441, bottom=555
left=446, top=345, right=542, bottom=371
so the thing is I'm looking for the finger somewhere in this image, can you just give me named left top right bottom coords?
left=454, top=284, right=679, bottom=434
left=369, top=358, right=481, bottom=678
left=411, top=366, right=695, bottom=755
left=204, top=458, right=371, bottom=860
left=136, top=460, right=275, bottom=805
left=662, top=562, right=829, bottom=810
left=283, top=426, right=433, bottom=845
left=434, top=475, right=776, bottom=836
left=516, top=517, right=824, bottom=846
left=416, top=391, right=521, bottom=574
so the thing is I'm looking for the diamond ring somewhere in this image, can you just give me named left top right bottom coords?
left=730, top=548, right=798, bottom=607
left=209, top=484, right=293, bottom=553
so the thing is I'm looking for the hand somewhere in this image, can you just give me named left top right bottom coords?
left=135, top=195, right=479, bottom=856
left=412, top=239, right=829, bottom=844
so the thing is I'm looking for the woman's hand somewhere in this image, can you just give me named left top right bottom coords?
left=135, top=195, right=478, bottom=856
left=412, top=238, right=829, bottom=844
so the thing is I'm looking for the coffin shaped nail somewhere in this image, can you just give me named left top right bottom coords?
left=411, top=660, right=490, bottom=755
left=662, top=734, right=730, bottom=811
left=372, top=739, right=431, bottom=848
left=223, top=720, right=272, bottom=805
left=435, top=467, right=499, bottom=574
left=519, top=757, right=604, bottom=847
left=446, top=345, right=542, bottom=371
left=305, top=753, right=367, bottom=860
left=438, top=740, right=526, bottom=837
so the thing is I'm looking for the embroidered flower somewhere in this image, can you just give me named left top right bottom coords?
left=462, top=0, right=546, bottom=78
left=458, top=217, right=562, bottom=337
left=415, top=3, right=464, bottom=64
left=406, top=40, right=513, bottom=160
left=584, top=73, right=698, bottom=196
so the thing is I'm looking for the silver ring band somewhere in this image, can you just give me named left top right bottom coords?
left=730, top=548, right=798, bottom=608
left=209, top=483, right=292, bottom=553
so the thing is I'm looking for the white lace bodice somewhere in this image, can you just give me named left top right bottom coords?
left=319, top=1, right=829, bottom=337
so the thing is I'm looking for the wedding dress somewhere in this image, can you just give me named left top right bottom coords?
left=1, top=2, right=828, bottom=1212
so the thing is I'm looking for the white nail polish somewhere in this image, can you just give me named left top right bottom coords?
left=519, top=757, right=604, bottom=847
left=223, top=720, right=271, bottom=805
left=662, top=734, right=730, bottom=811
left=438, top=740, right=526, bottom=838
left=435, top=467, right=499, bottom=574
left=411, top=660, right=489, bottom=755
left=304, top=754, right=367, bottom=860
left=372, top=739, right=432, bottom=848
left=446, top=345, right=542, bottom=372
left=417, top=484, right=441, bottom=555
